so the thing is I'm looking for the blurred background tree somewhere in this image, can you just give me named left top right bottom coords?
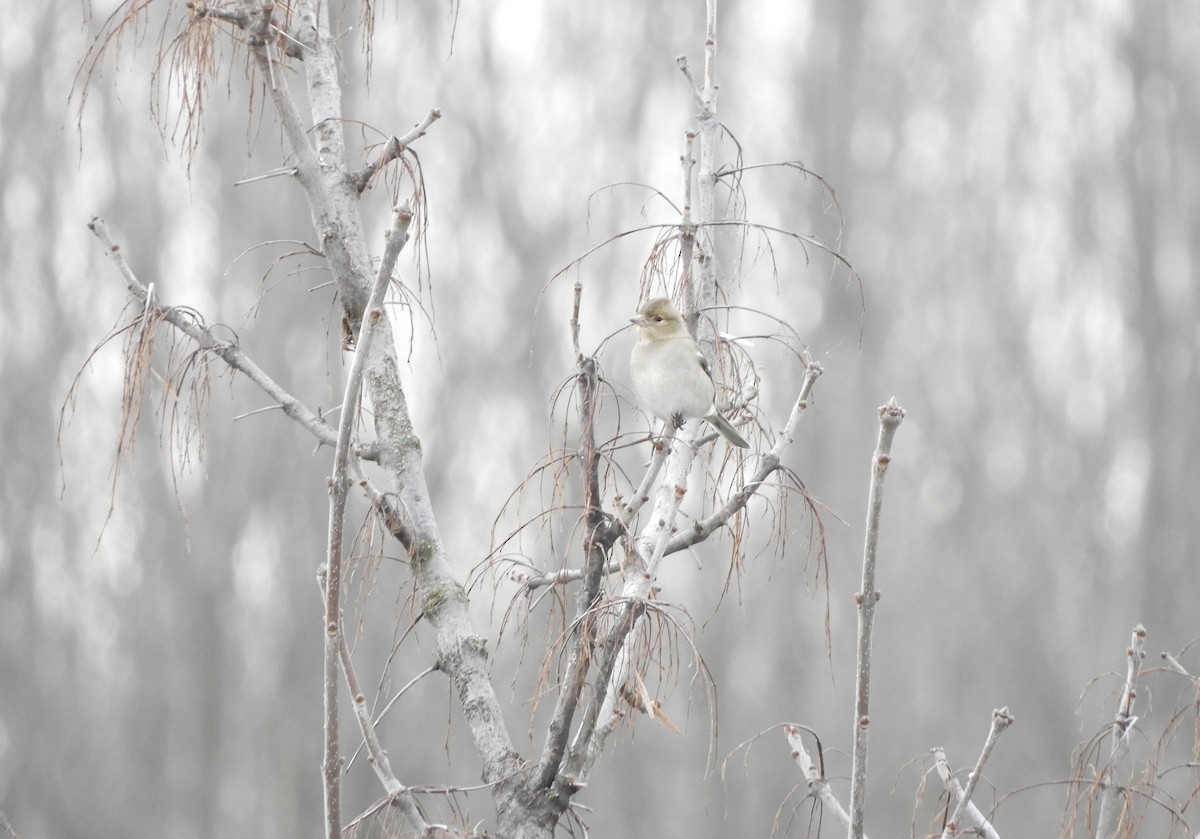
left=2, top=0, right=1198, bottom=837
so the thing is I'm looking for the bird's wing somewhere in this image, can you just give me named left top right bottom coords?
left=696, top=349, right=714, bottom=383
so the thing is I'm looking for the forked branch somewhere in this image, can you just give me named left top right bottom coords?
left=323, top=206, right=413, bottom=837
left=785, top=724, right=862, bottom=836
left=667, top=360, right=822, bottom=554
left=351, top=109, right=443, bottom=194
left=935, top=707, right=1013, bottom=839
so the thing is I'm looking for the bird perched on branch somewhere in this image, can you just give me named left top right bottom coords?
left=629, top=297, right=749, bottom=449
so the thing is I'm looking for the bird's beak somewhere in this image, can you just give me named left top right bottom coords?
left=630, top=315, right=648, bottom=327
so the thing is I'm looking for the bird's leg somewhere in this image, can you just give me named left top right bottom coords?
left=669, top=413, right=705, bottom=452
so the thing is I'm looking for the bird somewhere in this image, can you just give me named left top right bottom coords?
left=629, top=297, right=749, bottom=448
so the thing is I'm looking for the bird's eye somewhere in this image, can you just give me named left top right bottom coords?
left=654, top=316, right=663, bottom=322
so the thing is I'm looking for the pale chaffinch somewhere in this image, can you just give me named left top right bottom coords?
left=629, top=297, right=749, bottom=449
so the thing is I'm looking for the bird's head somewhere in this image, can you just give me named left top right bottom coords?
left=630, top=297, right=686, bottom=340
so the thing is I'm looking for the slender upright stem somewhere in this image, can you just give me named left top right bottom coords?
left=323, top=207, right=412, bottom=839
left=1094, top=624, right=1147, bottom=838
left=535, top=285, right=618, bottom=792
left=848, top=397, right=905, bottom=839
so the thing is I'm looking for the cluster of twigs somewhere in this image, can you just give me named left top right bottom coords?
left=77, top=0, right=855, bottom=834
left=78, top=3, right=1200, bottom=839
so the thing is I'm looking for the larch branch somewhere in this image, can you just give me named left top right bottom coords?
left=86, top=217, right=368, bottom=458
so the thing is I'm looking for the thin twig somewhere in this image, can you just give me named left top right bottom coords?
left=937, top=708, right=1013, bottom=839
left=233, top=166, right=298, bottom=186
left=519, top=560, right=621, bottom=592
left=666, top=360, right=822, bottom=553
left=350, top=108, right=443, bottom=193
left=316, top=572, right=430, bottom=832
left=785, top=725, right=863, bottom=836
left=692, top=0, right=720, bottom=313
left=345, top=665, right=437, bottom=772
left=1161, top=650, right=1191, bottom=676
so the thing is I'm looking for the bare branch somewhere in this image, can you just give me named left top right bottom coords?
left=1160, top=650, right=1191, bottom=676
left=785, top=725, right=863, bottom=837
left=849, top=397, right=906, bottom=839
left=691, top=0, right=720, bottom=314
left=517, top=561, right=619, bottom=592
left=679, top=130, right=699, bottom=324
left=233, top=166, right=298, bottom=186
left=345, top=664, right=437, bottom=773
left=185, top=2, right=250, bottom=28
left=323, top=206, right=413, bottom=836
left=317, top=569, right=430, bottom=833
left=617, top=435, right=671, bottom=526
left=675, top=54, right=702, bottom=107
left=1095, top=624, right=1148, bottom=838
left=350, top=109, right=443, bottom=194
left=247, top=5, right=374, bottom=322
left=347, top=458, right=415, bottom=548
left=238, top=1, right=525, bottom=830
left=563, top=597, right=649, bottom=781
left=936, top=708, right=1013, bottom=839
left=570, top=0, right=732, bottom=778
left=665, top=360, right=822, bottom=554
left=534, top=285, right=623, bottom=791
left=86, top=217, right=370, bottom=458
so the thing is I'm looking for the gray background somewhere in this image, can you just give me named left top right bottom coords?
left=3, top=1, right=1198, bottom=836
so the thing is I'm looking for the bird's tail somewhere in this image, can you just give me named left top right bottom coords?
left=706, top=413, right=750, bottom=449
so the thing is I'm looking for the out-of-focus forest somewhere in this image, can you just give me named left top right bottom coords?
left=3, top=0, right=1198, bottom=836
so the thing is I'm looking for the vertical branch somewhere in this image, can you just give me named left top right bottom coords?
left=534, top=284, right=619, bottom=792
left=323, top=207, right=413, bottom=839
left=574, top=0, right=728, bottom=781
left=574, top=419, right=685, bottom=769
left=679, top=130, right=698, bottom=330
left=270, top=0, right=524, bottom=823
left=694, top=0, right=720, bottom=315
left=247, top=0, right=526, bottom=828
left=253, top=0, right=375, bottom=322
left=95, top=0, right=532, bottom=834
left=245, top=10, right=413, bottom=833
left=1094, top=624, right=1147, bottom=838
left=315, top=575, right=430, bottom=833
left=849, top=397, right=905, bottom=839
left=322, top=536, right=343, bottom=833
left=301, top=0, right=348, bottom=165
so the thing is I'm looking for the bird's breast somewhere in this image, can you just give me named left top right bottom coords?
left=631, top=338, right=716, bottom=421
